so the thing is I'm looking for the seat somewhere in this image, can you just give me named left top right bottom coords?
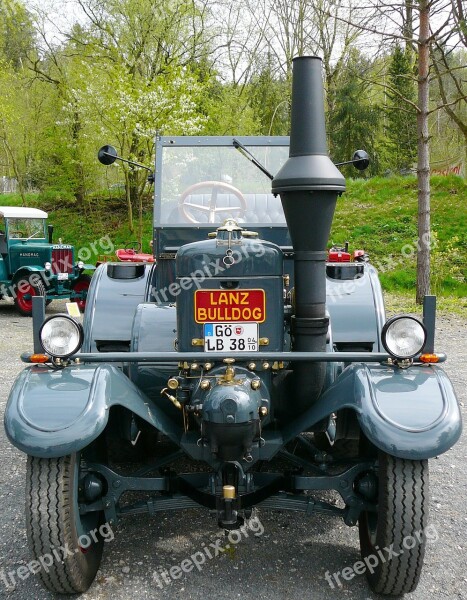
left=165, top=193, right=286, bottom=224
left=243, top=193, right=285, bottom=223
left=0, top=231, right=7, bottom=255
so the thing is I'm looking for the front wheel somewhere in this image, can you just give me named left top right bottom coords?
left=358, top=452, right=429, bottom=595
left=14, top=276, right=46, bottom=316
left=71, top=274, right=92, bottom=312
left=26, top=454, right=105, bottom=593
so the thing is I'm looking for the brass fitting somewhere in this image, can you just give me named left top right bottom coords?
left=248, top=362, right=256, bottom=371
left=204, top=362, right=213, bottom=371
left=191, top=338, right=204, bottom=346
left=251, top=379, right=261, bottom=390
left=272, top=361, right=284, bottom=371
left=224, top=365, right=235, bottom=382
left=200, top=379, right=211, bottom=391
left=161, top=388, right=182, bottom=410
left=259, top=406, right=268, bottom=417
left=223, top=485, right=236, bottom=499
left=259, top=337, right=269, bottom=346
left=167, top=378, right=179, bottom=390
left=262, top=362, right=270, bottom=370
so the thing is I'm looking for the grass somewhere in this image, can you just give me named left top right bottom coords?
left=1, top=174, right=466, bottom=303
left=331, top=174, right=466, bottom=299
left=384, top=292, right=466, bottom=317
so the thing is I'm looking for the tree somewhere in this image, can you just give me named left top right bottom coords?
left=18, top=0, right=214, bottom=240
left=430, top=47, right=467, bottom=167
left=416, top=0, right=431, bottom=303
left=384, top=44, right=418, bottom=172
left=67, top=0, right=212, bottom=240
left=248, top=55, right=290, bottom=135
left=0, top=1, right=40, bottom=203
left=328, top=49, right=380, bottom=172
left=0, top=0, right=36, bottom=69
left=330, top=0, right=464, bottom=302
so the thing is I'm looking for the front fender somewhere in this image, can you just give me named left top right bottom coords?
left=4, top=364, right=183, bottom=458
left=284, top=363, right=462, bottom=459
left=13, top=266, right=44, bottom=281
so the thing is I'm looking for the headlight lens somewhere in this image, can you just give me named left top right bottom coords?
left=39, top=315, right=83, bottom=358
left=44, top=262, right=52, bottom=270
left=381, top=315, right=426, bottom=359
left=77, top=260, right=84, bottom=269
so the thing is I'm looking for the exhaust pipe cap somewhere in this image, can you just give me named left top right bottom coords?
left=272, top=56, right=345, bottom=194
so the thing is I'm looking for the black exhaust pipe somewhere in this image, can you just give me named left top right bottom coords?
left=272, top=56, right=345, bottom=413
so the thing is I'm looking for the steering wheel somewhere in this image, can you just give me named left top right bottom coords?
left=124, top=241, right=142, bottom=252
left=8, top=230, right=24, bottom=238
left=179, top=181, right=247, bottom=224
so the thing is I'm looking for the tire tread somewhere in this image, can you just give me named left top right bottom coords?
left=359, top=453, right=429, bottom=596
left=25, top=455, right=102, bottom=594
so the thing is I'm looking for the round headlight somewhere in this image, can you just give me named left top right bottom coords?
left=39, top=315, right=83, bottom=358
left=44, top=262, right=52, bottom=271
left=77, top=260, right=84, bottom=269
left=381, top=315, right=426, bottom=359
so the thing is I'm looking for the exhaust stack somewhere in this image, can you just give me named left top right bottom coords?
left=272, top=56, right=345, bottom=413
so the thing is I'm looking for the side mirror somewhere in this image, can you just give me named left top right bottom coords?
left=97, top=144, right=154, bottom=184
left=98, top=145, right=118, bottom=166
left=352, top=150, right=370, bottom=171
left=335, top=150, right=370, bottom=171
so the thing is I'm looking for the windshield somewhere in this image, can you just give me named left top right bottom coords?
left=158, top=140, right=289, bottom=226
left=7, top=218, right=46, bottom=239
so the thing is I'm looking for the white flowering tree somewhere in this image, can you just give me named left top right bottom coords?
left=23, top=0, right=213, bottom=237
left=66, top=60, right=207, bottom=235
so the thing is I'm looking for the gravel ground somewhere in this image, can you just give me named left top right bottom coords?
left=0, top=298, right=465, bottom=600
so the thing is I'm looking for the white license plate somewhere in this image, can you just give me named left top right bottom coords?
left=203, top=323, right=258, bottom=352
left=57, top=273, right=69, bottom=280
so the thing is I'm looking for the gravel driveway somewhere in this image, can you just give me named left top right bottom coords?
left=0, top=299, right=465, bottom=600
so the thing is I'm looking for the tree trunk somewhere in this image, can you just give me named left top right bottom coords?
left=70, top=109, right=86, bottom=204
left=416, top=0, right=431, bottom=304
left=3, top=137, right=26, bottom=206
left=128, top=135, right=144, bottom=247
left=124, top=170, right=134, bottom=233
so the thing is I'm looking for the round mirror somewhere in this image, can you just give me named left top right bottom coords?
left=98, top=145, right=118, bottom=165
left=352, top=150, right=370, bottom=171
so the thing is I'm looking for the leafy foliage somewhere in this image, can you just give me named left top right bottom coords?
left=383, top=45, right=418, bottom=173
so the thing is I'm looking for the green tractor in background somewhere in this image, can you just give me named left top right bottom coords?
left=0, top=206, right=94, bottom=316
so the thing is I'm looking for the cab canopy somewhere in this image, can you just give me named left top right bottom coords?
left=0, top=207, right=48, bottom=219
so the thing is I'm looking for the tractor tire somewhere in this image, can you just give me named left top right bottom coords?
left=14, top=276, right=46, bottom=317
left=26, top=454, right=104, bottom=594
left=71, top=274, right=92, bottom=312
left=358, top=451, right=429, bottom=595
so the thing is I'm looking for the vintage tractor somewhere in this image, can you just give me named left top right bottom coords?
left=0, top=207, right=94, bottom=315
left=4, top=57, right=462, bottom=595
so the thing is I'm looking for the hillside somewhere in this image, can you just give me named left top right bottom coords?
left=1, top=175, right=465, bottom=302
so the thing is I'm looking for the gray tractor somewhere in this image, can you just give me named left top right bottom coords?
left=4, top=56, right=462, bottom=595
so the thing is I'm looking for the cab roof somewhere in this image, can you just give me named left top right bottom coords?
left=0, top=206, right=48, bottom=219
